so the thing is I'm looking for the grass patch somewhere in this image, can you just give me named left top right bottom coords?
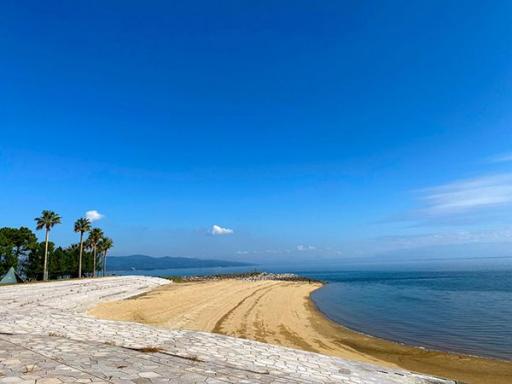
left=129, top=346, right=164, bottom=353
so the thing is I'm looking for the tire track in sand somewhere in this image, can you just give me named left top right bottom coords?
left=212, top=282, right=280, bottom=334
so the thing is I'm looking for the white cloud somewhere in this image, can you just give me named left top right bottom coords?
left=210, top=224, right=234, bottom=236
left=420, top=173, right=512, bottom=216
left=85, top=210, right=104, bottom=222
left=236, top=250, right=249, bottom=255
left=296, top=244, right=316, bottom=251
left=488, top=153, right=512, bottom=163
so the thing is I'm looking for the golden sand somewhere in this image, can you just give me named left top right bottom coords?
left=89, top=279, right=512, bottom=384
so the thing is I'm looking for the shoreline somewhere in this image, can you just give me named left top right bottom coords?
left=309, top=285, right=511, bottom=363
left=0, top=276, right=460, bottom=384
left=305, top=289, right=512, bottom=384
left=90, top=278, right=512, bottom=384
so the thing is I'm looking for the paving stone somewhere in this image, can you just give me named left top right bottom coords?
left=0, top=277, right=457, bottom=384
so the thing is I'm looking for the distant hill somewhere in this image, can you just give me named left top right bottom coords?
left=107, top=255, right=254, bottom=271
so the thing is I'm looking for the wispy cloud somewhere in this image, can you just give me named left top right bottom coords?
left=374, top=229, right=512, bottom=251
left=85, top=210, right=104, bottom=222
left=419, top=173, right=512, bottom=217
left=296, top=244, right=316, bottom=251
left=488, top=153, right=512, bottom=163
left=210, top=224, right=234, bottom=236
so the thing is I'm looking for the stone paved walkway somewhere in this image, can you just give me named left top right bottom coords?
left=0, top=277, right=457, bottom=383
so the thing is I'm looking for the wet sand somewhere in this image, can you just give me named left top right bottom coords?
left=90, top=279, right=512, bottom=384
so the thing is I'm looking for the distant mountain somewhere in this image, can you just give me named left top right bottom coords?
left=107, top=255, right=254, bottom=271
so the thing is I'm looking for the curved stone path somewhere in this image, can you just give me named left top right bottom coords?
left=0, top=276, right=457, bottom=384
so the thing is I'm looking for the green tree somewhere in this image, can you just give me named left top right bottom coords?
left=0, top=230, right=10, bottom=276
left=82, top=238, right=93, bottom=276
left=50, top=246, right=66, bottom=278
left=87, top=228, right=103, bottom=277
left=98, top=236, right=113, bottom=277
left=34, top=210, right=61, bottom=281
left=24, top=241, right=54, bottom=280
left=74, top=218, right=91, bottom=278
left=24, top=243, right=80, bottom=280
left=0, top=227, right=37, bottom=276
left=64, top=244, right=80, bottom=278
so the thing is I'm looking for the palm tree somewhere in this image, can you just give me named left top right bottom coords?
left=35, top=210, right=61, bottom=281
left=87, top=228, right=103, bottom=277
left=74, top=218, right=91, bottom=278
left=83, top=238, right=92, bottom=275
left=98, top=236, right=113, bottom=277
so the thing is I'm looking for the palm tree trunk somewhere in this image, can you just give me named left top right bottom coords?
left=103, top=251, right=107, bottom=277
left=78, top=232, right=83, bottom=278
left=93, top=246, right=97, bottom=278
left=43, top=229, right=49, bottom=281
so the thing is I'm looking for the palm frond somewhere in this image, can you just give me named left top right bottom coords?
left=74, top=217, right=91, bottom=233
left=34, top=210, right=61, bottom=231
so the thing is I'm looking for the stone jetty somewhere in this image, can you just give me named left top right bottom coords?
left=0, top=276, right=457, bottom=383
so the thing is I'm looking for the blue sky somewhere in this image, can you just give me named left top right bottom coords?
left=1, top=1, right=512, bottom=265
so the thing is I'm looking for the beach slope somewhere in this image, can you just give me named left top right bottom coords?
left=90, top=279, right=512, bottom=384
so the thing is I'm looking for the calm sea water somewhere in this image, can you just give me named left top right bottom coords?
left=310, top=270, right=512, bottom=361
left=114, top=266, right=512, bottom=360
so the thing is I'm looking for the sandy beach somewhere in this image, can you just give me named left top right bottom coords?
left=90, top=279, right=512, bottom=384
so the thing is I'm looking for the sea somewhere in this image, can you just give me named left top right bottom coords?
left=113, top=265, right=512, bottom=361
